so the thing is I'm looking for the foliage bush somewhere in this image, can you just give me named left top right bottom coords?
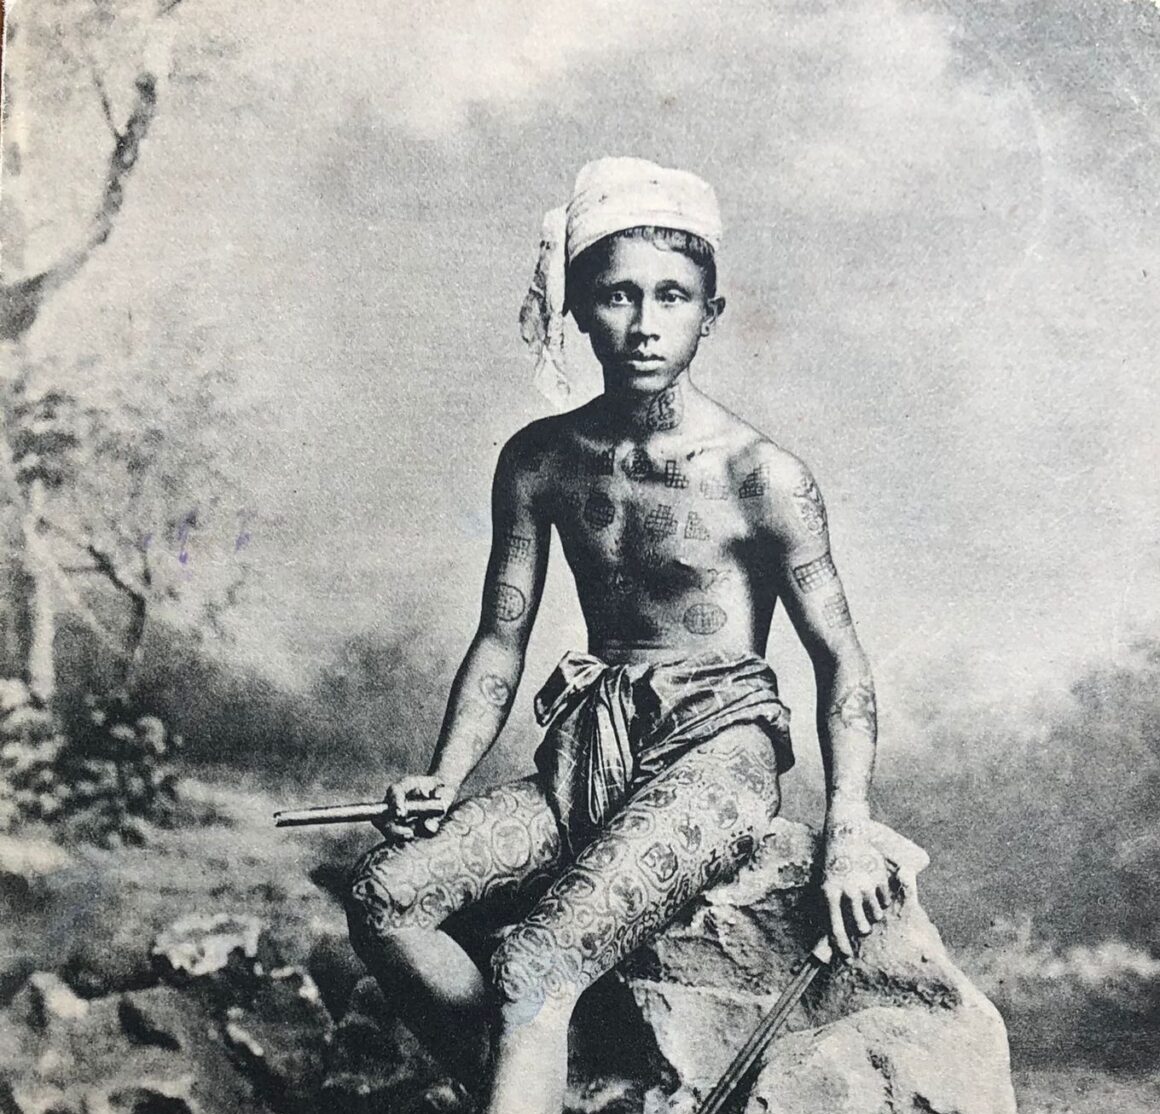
left=0, top=679, right=181, bottom=846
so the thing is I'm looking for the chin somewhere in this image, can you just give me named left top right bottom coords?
left=618, top=364, right=677, bottom=390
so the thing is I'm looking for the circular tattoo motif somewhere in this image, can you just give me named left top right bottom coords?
left=491, top=819, right=535, bottom=871
left=495, top=583, right=527, bottom=622
left=683, top=602, right=728, bottom=635
left=583, top=492, right=616, bottom=529
left=479, top=673, right=513, bottom=708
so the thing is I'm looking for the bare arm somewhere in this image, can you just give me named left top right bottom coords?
left=426, top=429, right=550, bottom=792
left=760, top=450, right=890, bottom=954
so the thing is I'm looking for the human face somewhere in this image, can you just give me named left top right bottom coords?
left=576, top=237, right=721, bottom=394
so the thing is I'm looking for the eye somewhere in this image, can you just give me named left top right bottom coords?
left=603, top=289, right=631, bottom=307
left=658, top=288, right=689, bottom=305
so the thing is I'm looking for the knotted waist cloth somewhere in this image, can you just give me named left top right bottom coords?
left=533, top=650, right=793, bottom=853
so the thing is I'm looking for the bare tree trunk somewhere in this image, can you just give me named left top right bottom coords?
left=22, top=479, right=56, bottom=705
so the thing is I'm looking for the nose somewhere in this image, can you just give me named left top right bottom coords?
left=630, top=296, right=660, bottom=341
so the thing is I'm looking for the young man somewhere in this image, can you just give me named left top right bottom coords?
left=347, top=158, right=890, bottom=1114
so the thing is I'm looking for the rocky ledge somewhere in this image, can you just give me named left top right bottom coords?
left=587, top=818, right=1019, bottom=1114
left=0, top=820, right=1017, bottom=1114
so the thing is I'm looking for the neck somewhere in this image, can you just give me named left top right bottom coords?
left=600, top=370, right=690, bottom=437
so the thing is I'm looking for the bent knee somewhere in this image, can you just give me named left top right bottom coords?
left=490, top=925, right=583, bottom=1025
left=345, top=843, right=450, bottom=950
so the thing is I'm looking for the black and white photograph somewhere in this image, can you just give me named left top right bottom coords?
left=1, top=3, right=1158, bottom=1112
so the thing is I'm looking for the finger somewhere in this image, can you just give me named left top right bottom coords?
left=386, top=783, right=406, bottom=816
left=864, top=893, right=884, bottom=924
left=406, top=798, right=447, bottom=817
left=897, top=867, right=918, bottom=900
left=824, top=888, right=852, bottom=957
left=385, top=821, right=415, bottom=841
left=876, top=882, right=892, bottom=912
left=849, top=893, right=872, bottom=936
left=419, top=817, right=441, bottom=836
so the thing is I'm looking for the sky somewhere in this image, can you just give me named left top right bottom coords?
left=6, top=0, right=1160, bottom=794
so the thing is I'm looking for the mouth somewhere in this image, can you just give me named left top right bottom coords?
left=624, top=353, right=665, bottom=366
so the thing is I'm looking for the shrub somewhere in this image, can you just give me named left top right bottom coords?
left=0, top=681, right=181, bottom=846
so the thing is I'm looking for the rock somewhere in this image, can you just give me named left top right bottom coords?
left=576, top=818, right=1017, bottom=1114
left=408, top=1078, right=473, bottom=1114
left=151, top=911, right=278, bottom=997
left=320, top=977, right=439, bottom=1114
left=746, top=1001, right=1016, bottom=1114
left=220, top=965, right=334, bottom=1109
left=118, top=988, right=190, bottom=1051
left=10, top=971, right=91, bottom=1030
left=305, top=930, right=364, bottom=1021
left=0, top=834, right=73, bottom=880
left=0, top=980, right=261, bottom=1114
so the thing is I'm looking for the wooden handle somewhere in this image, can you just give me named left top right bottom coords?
left=274, top=802, right=392, bottom=827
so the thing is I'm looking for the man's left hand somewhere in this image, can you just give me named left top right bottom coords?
left=821, top=818, right=892, bottom=957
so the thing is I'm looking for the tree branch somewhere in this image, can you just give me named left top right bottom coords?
left=86, top=57, right=118, bottom=137
left=41, top=517, right=149, bottom=601
left=0, top=72, right=160, bottom=343
left=41, top=549, right=133, bottom=660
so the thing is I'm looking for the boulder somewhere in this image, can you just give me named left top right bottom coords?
left=221, top=964, right=335, bottom=1109
left=151, top=912, right=277, bottom=993
left=0, top=976, right=263, bottom=1114
left=319, top=975, right=442, bottom=1114
left=0, top=917, right=335, bottom=1114
left=579, top=819, right=1017, bottom=1114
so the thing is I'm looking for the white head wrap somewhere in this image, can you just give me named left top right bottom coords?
left=519, top=157, right=722, bottom=409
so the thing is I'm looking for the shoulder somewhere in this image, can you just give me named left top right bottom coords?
left=498, top=400, right=601, bottom=470
left=497, top=416, right=558, bottom=472
left=732, top=434, right=828, bottom=543
left=492, top=412, right=580, bottom=508
left=744, top=439, right=819, bottom=497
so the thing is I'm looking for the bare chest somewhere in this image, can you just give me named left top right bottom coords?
left=549, top=441, right=766, bottom=592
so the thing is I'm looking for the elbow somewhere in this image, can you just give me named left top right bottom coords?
left=472, top=625, right=527, bottom=672
left=810, top=640, right=870, bottom=685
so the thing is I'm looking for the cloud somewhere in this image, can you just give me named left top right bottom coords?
left=196, top=0, right=696, bottom=138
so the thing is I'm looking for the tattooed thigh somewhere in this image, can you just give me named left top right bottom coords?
left=490, top=726, right=779, bottom=1018
left=347, top=777, right=561, bottom=946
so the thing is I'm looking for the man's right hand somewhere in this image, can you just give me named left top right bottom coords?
left=374, top=774, right=454, bottom=842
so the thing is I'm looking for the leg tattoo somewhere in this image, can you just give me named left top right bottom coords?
left=490, top=727, right=781, bottom=1021
left=348, top=777, right=561, bottom=941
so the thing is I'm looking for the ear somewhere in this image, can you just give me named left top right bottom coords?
left=701, top=295, right=726, bottom=337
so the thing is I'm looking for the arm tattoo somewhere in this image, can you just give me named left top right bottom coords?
left=738, top=464, right=770, bottom=498
left=792, top=552, right=837, bottom=592
left=793, top=469, right=827, bottom=537
left=828, top=680, right=876, bottom=736
left=823, top=595, right=852, bottom=629
left=478, top=673, right=513, bottom=708
left=700, top=477, right=732, bottom=500
left=646, top=383, right=684, bottom=430
left=501, top=531, right=534, bottom=565
left=493, top=583, right=527, bottom=622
